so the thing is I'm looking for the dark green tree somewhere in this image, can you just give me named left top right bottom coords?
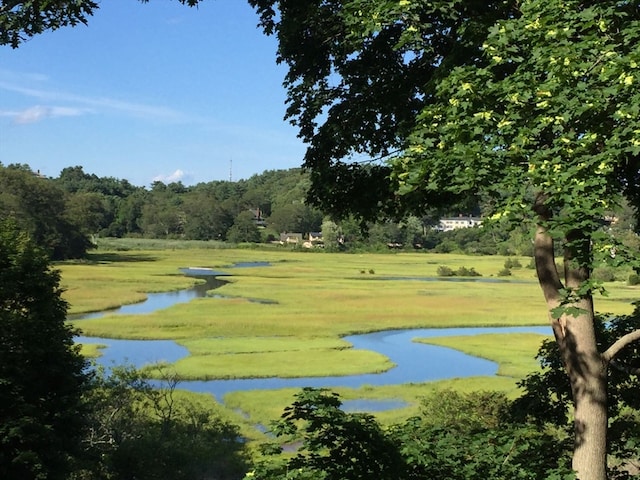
left=78, top=365, right=250, bottom=480
left=64, top=191, right=109, bottom=238
left=227, top=211, right=261, bottom=243
left=138, top=182, right=185, bottom=238
left=0, top=220, right=89, bottom=480
left=367, top=221, right=403, bottom=248
left=109, top=190, right=147, bottom=237
left=55, top=166, right=98, bottom=194
left=252, top=388, right=403, bottom=480
left=182, top=191, right=235, bottom=241
left=249, top=0, right=513, bottom=222
left=267, top=202, right=323, bottom=235
left=0, top=164, right=92, bottom=259
left=55, top=166, right=140, bottom=200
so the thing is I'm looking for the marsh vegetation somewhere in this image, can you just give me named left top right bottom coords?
left=62, top=241, right=638, bottom=441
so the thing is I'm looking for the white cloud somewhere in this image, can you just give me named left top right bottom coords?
left=152, top=169, right=192, bottom=184
left=0, top=80, right=188, bottom=122
left=10, top=105, right=90, bottom=124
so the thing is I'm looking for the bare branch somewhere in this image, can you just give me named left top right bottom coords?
left=602, top=329, right=640, bottom=364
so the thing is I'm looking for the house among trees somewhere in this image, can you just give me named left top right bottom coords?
left=304, top=232, right=324, bottom=249
left=279, top=232, right=303, bottom=244
left=437, top=215, right=483, bottom=232
left=250, top=208, right=267, bottom=228
left=280, top=232, right=324, bottom=248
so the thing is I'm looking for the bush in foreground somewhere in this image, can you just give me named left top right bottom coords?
left=248, top=388, right=573, bottom=480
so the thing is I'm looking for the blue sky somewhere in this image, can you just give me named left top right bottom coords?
left=0, top=1, right=307, bottom=186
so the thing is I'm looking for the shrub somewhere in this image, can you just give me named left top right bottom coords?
left=504, top=258, right=522, bottom=269
left=456, top=266, right=481, bottom=277
left=250, top=388, right=574, bottom=480
left=433, top=240, right=456, bottom=253
left=437, top=265, right=454, bottom=276
left=437, top=265, right=482, bottom=277
left=498, top=267, right=512, bottom=277
left=592, top=266, right=617, bottom=282
left=628, top=274, right=640, bottom=286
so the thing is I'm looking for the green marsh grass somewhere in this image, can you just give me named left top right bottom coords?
left=62, top=244, right=638, bottom=440
left=178, top=336, right=351, bottom=355
left=78, top=342, right=105, bottom=358
left=167, top=348, right=394, bottom=380
left=168, top=336, right=392, bottom=379
left=416, top=332, right=552, bottom=378
left=65, top=247, right=635, bottom=366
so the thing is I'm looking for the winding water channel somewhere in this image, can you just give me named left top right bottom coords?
left=75, top=267, right=552, bottom=403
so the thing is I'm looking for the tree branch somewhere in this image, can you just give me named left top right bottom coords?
left=602, top=329, right=640, bottom=364
left=609, top=360, right=640, bottom=376
left=533, top=193, right=563, bottom=305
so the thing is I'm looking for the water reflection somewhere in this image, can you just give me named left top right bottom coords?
left=78, top=337, right=190, bottom=368
left=69, top=277, right=228, bottom=320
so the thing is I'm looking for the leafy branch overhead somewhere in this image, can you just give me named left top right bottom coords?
left=0, top=0, right=202, bottom=49
left=394, top=0, right=640, bottom=269
left=249, top=0, right=515, bottom=221
left=250, top=1, right=640, bottom=478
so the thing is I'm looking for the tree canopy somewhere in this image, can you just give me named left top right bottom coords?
left=251, top=387, right=574, bottom=480
left=251, top=0, right=640, bottom=477
left=0, top=164, right=93, bottom=259
left=0, top=219, right=89, bottom=479
left=249, top=0, right=518, bottom=221
left=393, top=0, right=640, bottom=263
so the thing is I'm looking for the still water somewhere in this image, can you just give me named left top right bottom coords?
left=77, top=325, right=551, bottom=402
left=75, top=267, right=551, bottom=402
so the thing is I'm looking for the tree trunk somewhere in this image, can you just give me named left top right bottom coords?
left=557, top=299, right=608, bottom=480
left=534, top=217, right=608, bottom=480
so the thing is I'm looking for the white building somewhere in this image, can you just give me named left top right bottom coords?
left=437, top=216, right=483, bottom=232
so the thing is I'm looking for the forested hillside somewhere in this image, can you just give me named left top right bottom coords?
left=0, top=164, right=322, bottom=257
left=1, top=162, right=637, bottom=262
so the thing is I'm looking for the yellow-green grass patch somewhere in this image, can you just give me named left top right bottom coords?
left=65, top=247, right=636, bottom=383
left=62, top=248, right=635, bottom=319
left=73, top=278, right=551, bottom=340
left=178, top=336, right=351, bottom=355
left=78, top=342, right=105, bottom=358
left=417, top=332, right=552, bottom=378
left=165, top=348, right=394, bottom=380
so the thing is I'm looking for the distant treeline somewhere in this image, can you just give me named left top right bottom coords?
left=1, top=163, right=635, bottom=260
left=0, top=163, right=321, bottom=258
